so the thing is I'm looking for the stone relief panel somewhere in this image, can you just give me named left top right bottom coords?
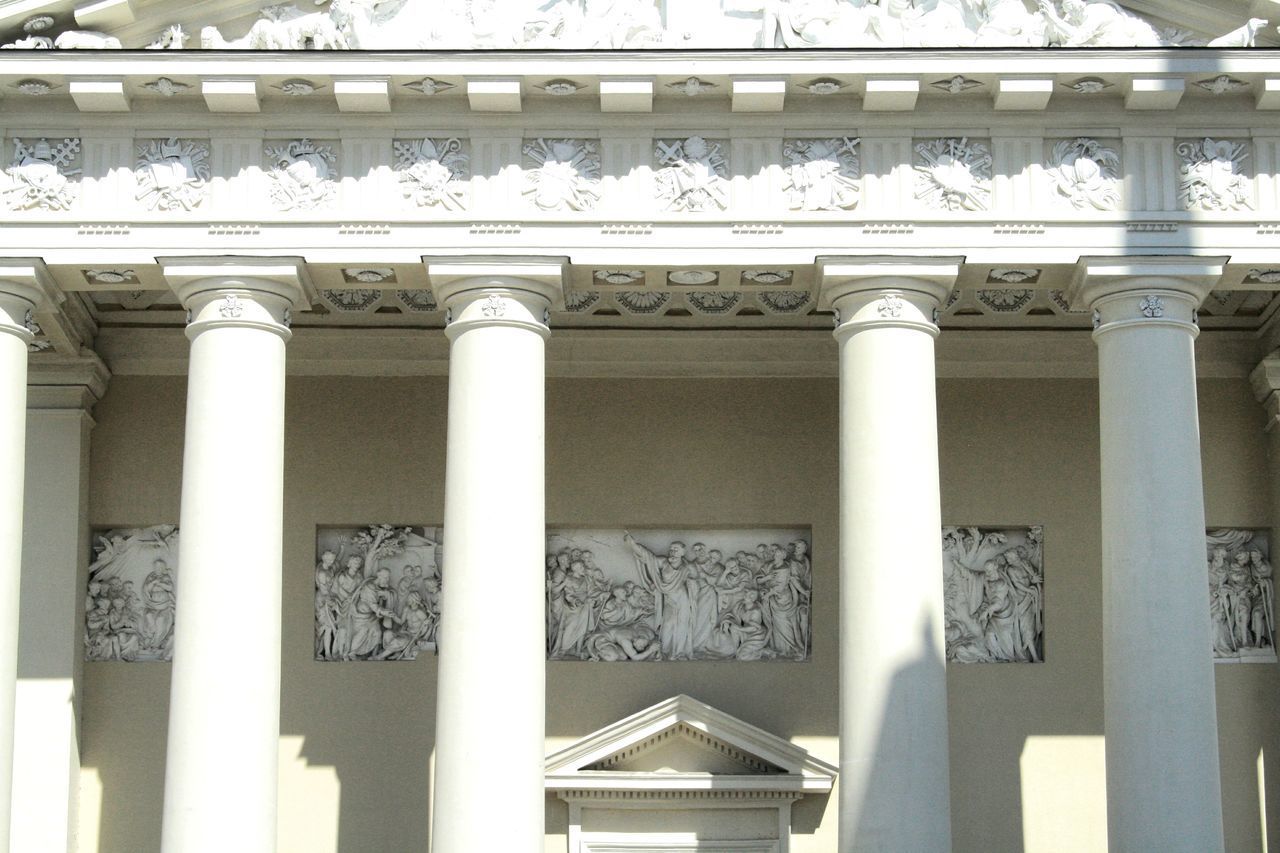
left=1046, top=137, right=1120, bottom=210
left=654, top=137, right=728, bottom=212
left=1177, top=138, right=1253, bottom=211
left=85, top=525, right=179, bottom=662
left=136, top=137, right=210, bottom=211
left=4, top=137, right=81, bottom=211
left=942, top=526, right=1044, bottom=663
left=522, top=138, right=601, bottom=212
left=914, top=137, right=991, bottom=212
left=394, top=137, right=469, bottom=210
left=547, top=529, right=812, bottom=662
left=1207, top=530, right=1275, bottom=662
left=265, top=138, right=337, bottom=211
left=782, top=137, right=860, bottom=211
left=315, top=525, right=441, bottom=661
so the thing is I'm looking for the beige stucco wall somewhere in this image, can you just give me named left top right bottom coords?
left=75, top=368, right=1280, bottom=853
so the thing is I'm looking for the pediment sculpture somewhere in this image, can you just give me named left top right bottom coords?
left=3, top=0, right=1272, bottom=51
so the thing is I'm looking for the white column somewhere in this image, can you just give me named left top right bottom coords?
left=818, top=256, right=958, bottom=853
left=1072, top=256, right=1226, bottom=853
left=12, top=357, right=108, bottom=853
left=159, top=259, right=307, bottom=853
left=0, top=264, right=55, bottom=853
left=427, top=259, right=564, bottom=853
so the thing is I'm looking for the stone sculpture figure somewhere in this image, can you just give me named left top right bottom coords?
left=85, top=525, right=180, bottom=662
left=5, top=138, right=81, bottom=212
left=547, top=529, right=813, bottom=661
left=315, top=525, right=442, bottom=661
left=942, top=525, right=1044, bottom=663
left=1206, top=530, right=1275, bottom=661
left=655, top=137, right=728, bottom=212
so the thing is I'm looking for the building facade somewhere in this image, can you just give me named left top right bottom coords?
left=1, top=1, right=1279, bottom=851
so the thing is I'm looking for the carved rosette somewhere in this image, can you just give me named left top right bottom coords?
left=913, top=137, right=991, bottom=212
left=1089, top=288, right=1200, bottom=337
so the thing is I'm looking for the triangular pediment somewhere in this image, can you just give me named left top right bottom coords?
left=0, top=0, right=1273, bottom=51
left=545, top=694, right=836, bottom=794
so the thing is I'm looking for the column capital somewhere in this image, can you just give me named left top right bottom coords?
left=160, top=257, right=311, bottom=342
left=1068, top=255, right=1227, bottom=308
left=426, top=256, right=567, bottom=340
left=0, top=260, right=60, bottom=346
left=815, top=255, right=962, bottom=309
left=816, top=255, right=962, bottom=339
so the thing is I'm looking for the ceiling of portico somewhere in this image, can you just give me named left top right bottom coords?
left=0, top=0, right=1277, bottom=51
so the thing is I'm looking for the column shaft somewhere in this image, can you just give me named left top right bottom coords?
left=822, top=260, right=956, bottom=853
left=160, top=263, right=302, bottom=853
left=0, top=279, right=43, bottom=853
left=1088, top=280, right=1224, bottom=852
left=430, top=266, right=560, bottom=853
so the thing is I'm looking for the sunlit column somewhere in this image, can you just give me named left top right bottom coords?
left=1072, top=256, right=1226, bottom=853
left=819, top=256, right=959, bottom=853
left=159, top=258, right=307, bottom=853
left=12, top=356, right=108, bottom=852
left=427, top=258, right=564, bottom=853
left=0, top=262, right=55, bottom=853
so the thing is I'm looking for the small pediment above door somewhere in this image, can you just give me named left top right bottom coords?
left=545, top=694, right=835, bottom=794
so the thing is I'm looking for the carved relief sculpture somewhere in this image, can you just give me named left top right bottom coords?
left=4, top=137, right=81, bottom=211
left=136, top=138, right=210, bottom=211
left=546, top=529, right=812, bottom=662
left=942, top=526, right=1045, bottom=663
left=1047, top=137, right=1120, bottom=210
left=265, top=138, right=336, bottom=211
left=315, top=525, right=442, bottom=661
left=655, top=137, right=728, bottom=212
left=394, top=137, right=469, bottom=210
left=523, top=138, right=601, bottom=211
left=1177, top=138, right=1253, bottom=211
left=85, top=525, right=179, bottom=662
left=914, top=137, right=991, bottom=212
left=1207, top=530, right=1275, bottom=662
left=782, top=137, right=860, bottom=211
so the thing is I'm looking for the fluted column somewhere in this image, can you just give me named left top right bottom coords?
left=1071, top=256, right=1226, bottom=853
left=818, top=256, right=958, bottom=853
left=159, top=259, right=307, bottom=853
left=427, top=258, right=564, bottom=853
left=0, top=262, right=55, bottom=853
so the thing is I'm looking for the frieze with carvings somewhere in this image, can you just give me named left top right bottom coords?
left=914, top=137, right=992, bottom=212
left=85, top=525, right=179, bottom=662
left=1177, top=138, right=1253, bottom=212
left=394, top=138, right=469, bottom=210
left=1047, top=138, right=1120, bottom=211
left=782, top=138, right=860, bottom=212
left=4, top=137, right=80, bottom=211
left=136, top=138, right=209, bottom=212
left=523, top=138, right=601, bottom=212
left=265, top=139, right=337, bottom=211
left=315, top=525, right=442, bottom=661
left=655, top=137, right=728, bottom=213
left=37, top=1, right=1267, bottom=50
left=943, top=526, right=1044, bottom=663
left=547, top=529, right=812, bottom=662
left=1207, top=530, right=1275, bottom=663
